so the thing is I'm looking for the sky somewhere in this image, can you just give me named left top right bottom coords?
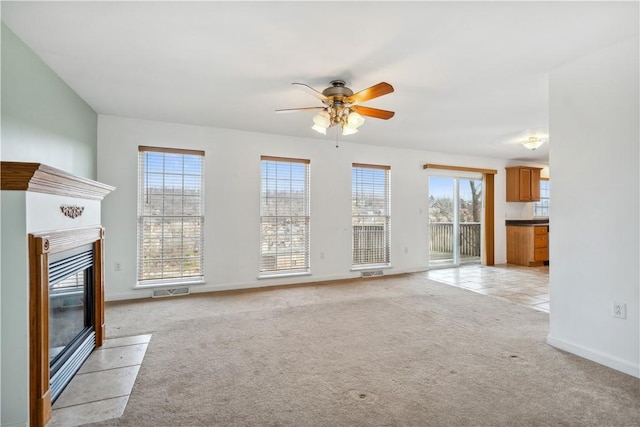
left=429, top=176, right=482, bottom=202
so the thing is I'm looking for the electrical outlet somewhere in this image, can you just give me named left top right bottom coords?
left=114, top=262, right=122, bottom=271
left=612, top=302, right=626, bottom=319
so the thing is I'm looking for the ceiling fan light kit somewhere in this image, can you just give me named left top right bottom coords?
left=313, top=106, right=364, bottom=136
left=276, top=79, right=395, bottom=137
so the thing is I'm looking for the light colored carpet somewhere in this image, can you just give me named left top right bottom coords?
left=91, top=274, right=639, bottom=426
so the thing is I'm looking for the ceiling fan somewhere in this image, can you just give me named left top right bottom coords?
left=276, top=80, right=395, bottom=135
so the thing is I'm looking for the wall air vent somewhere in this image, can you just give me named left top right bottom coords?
left=361, top=270, right=384, bottom=278
left=152, top=287, right=190, bottom=298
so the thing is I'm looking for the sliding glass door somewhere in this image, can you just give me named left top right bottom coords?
left=458, top=178, right=482, bottom=265
left=428, top=176, right=457, bottom=266
left=428, top=174, right=482, bottom=268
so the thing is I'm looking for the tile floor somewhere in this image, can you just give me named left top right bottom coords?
left=424, top=263, right=550, bottom=312
left=48, top=334, right=151, bottom=427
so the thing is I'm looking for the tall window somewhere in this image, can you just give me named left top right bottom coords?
left=260, top=156, right=310, bottom=276
left=534, top=178, right=550, bottom=217
left=352, top=164, right=391, bottom=267
left=137, top=146, right=204, bottom=284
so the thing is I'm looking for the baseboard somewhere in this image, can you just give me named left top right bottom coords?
left=105, top=290, right=152, bottom=302
left=547, top=334, right=640, bottom=378
left=105, top=266, right=432, bottom=301
left=1, top=420, right=28, bottom=427
left=184, top=266, right=432, bottom=295
left=392, top=266, right=429, bottom=275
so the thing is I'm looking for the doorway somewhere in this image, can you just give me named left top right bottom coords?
left=428, top=174, right=483, bottom=268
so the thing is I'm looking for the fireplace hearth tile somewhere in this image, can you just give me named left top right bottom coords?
left=50, top=334, right=151, bottom=425
left=53, top=365, right=140, bottom=409
left=77, top=342, right=148, bottom=373
left=47, top=396, right=129, bottom=427
left=101, top=333, right=152, bottom=349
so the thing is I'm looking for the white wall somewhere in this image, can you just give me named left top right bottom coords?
left=504, top=202, right=535, bottom=220
left=548, top=37, right=639, bottom=377
left=97, top=115, right=523, bottom=301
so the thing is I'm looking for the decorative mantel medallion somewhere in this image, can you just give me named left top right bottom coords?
left=60, top=205, right=84, bottom=219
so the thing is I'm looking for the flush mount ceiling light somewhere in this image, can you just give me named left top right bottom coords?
left=276, top=80, right=395, bottom=136
left=522, top=136, right=546, bottom=150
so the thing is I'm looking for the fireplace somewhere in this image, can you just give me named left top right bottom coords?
left=29, top=226, right=107, bottom=425
left=48, top=244, right=96, bottom=402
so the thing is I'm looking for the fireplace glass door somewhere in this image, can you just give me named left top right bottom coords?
left=48, top=244, right=95, bottom=400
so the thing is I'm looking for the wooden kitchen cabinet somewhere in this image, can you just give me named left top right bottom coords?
left=506, top=225, right=549, bottom=266
left=506, top=166, right=542, bottom=201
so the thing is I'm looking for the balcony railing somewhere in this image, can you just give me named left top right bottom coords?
left=430, top=222, right=481, bottom=256
left=353, top=225, right=389, bottom=265
left=261, top=223, right=480, bottom=269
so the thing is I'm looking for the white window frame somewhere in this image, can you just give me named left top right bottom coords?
left=352, top=163, right=391, bottom=268
left=534, top=178, right=550, bottom=217
left=259, top=156, right=311, bottom=278
left=137, top=146, right=205, bottom=287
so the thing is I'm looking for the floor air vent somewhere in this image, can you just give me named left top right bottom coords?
left=152, top=287, right=190, bottom=298
left=361, top=270, right=384, bottom=278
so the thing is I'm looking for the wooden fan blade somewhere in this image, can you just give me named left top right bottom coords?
left=275, top=107, right=324, bottom=114
left=346, top=82, right=394, bottom=104
left=292, top=83, right=328, bottom=101
left=356, top=106, right=395, bottom=120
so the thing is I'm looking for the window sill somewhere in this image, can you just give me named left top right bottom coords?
left=135, top=278, right=205, bottom=289
left=350, top=264, right=392, bottom=272
left=257, top=271, right=311, bottom=280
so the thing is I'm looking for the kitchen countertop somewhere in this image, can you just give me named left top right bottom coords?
left=505, top=219, right=549, bottom=226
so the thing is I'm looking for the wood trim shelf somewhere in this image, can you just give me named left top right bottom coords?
left=423, top=163, right=498, bottom=175
left=260, top=155, right=311, bottom=164
left=1, top=162, right=115, bottom=200
left=352, top=163, right=391, bottom=170
left=138, top=145, right=205, bottom=156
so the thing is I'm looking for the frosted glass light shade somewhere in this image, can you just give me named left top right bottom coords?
left=311, top=124, right=327, bottom=135
left=342, top=125, right=358, bottom=136
left=347, top=112, right=365, bottom=128
left=522, top=137, right=545, bottom=150
left=313, top=111, right=331, bottom=128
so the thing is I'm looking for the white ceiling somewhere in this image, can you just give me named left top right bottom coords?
left=2, top=1, right=638, bottom=163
